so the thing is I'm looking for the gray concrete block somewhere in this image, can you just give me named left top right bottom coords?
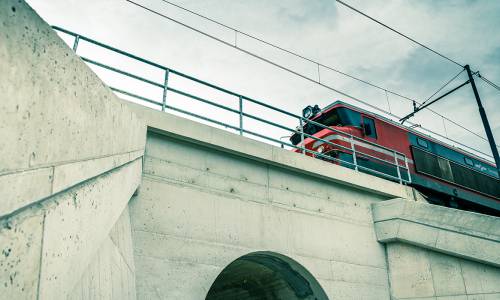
left=0, top=0, right=145, bottom=175
left=460, top=259, right=500, bottom=294
left=0, top=166, right=53, bottom=217
left=52, top=149, right=143, bottom=195
left=131, top=178, right=217, bottom=242
left=330, top=260, right=389, bottom=287
left=38, top=159, right=141, bottom=300
left=0, top=210, right=44, bottom=299
left=373, top=199, right=500, bottom=268
left=110, top=205, right=135, bottom=273
left=387, top=243, right=435, bottom=299
left=435, top=229, right=500, bottom=266
left=427, top=251, right=466, bottom=296
left=326, top=279, right=390, bottom=300
left=135, top=256, right=221, bottom=300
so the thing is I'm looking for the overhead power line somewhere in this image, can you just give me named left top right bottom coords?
left=336, top=0, right=500, bottom=97
left=335, top=0, right=463, bottom=67
left=152, top=0, right=492, bottom=145
left=124, top=0, right=497, bottom=157
left=421, top=69, right=465, bottom=106
left=478, top=74, right=500, bottom=92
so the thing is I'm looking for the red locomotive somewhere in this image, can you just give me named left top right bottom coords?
left=290, top=101, right=500, bottom=216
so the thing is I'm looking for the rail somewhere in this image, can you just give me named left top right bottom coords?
left=53, top=26, right=411, bottom=184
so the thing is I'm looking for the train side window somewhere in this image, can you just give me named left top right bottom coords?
left=464, top=157, right=473, bottom=166
left=417, top=138, right=428, bottom=148
left=362, top=117, right=377, bottom=139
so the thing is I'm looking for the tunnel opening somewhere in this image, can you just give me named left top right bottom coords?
left=205, top=252, right=329, bottom=300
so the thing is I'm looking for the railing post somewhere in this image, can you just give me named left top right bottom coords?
left=299, top=118, right=305, bottom=154
left=404, top=156, right=411, bottom=183
left=351, top=136, right=358, bottom=171
left=162, top=69, right=170, bottom=112
left=72, top=35, right=80, bottom=52
left=239, top=96, right=243, bottom=135
left=394, top=151, right=402, bottom=184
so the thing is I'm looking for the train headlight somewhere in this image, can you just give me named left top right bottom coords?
left=317, top=146, right=325, bottom=153
left=303, top=106, right=314, bottom=119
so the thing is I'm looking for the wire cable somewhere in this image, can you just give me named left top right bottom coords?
left=336, top=0, right=500, bottom=98
left=336, top=0, right=463, bottom=67
left=421, top=69, right=465, bottom=106
left=478, top=74, right=500, bottom=92
left=154, top=0, right=492, bottom=144
left=124, top=0, right=497, bottom=157
left=158, top=0, right=417, bottom=103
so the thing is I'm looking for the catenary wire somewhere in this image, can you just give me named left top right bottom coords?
left=336, top=0, right=500, bottom=98
left=154, top=0, right=492, bottom=144
left=478, top=74, right=500, bottom=92
left=336, top=0, right=463, bottom=67
left=124, top=0, right=497, bottom=156
left=421, top=69, right=465, bottom=106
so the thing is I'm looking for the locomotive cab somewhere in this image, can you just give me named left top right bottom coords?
left=290, top=104, right=365, bottom=155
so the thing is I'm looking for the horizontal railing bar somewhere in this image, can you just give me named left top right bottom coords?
left=303, top=120, right=407, bottom=157
left=169, top=70, right=243, bottom=98
left=82, top=57, right=165, bottom=88
left=167, top=87, right=241, bottom=114
left=53, top=26, right=169, bottom=71
left=241, top=112, right=298, bottom=133
left=110, top=87, right=163, bottom=106
left=242, top=96, right=302, bottom=119
left=355, top=152, right=400, bottom=166
left=164, top=105, right=241, bottom=131
left=301, top=132, right=353, bottom=153
left=240, top=112, right=355, bottom=154
left=240, top=129, right=351, bottom=166
left=357, top=164, right=409, bottom=182
left=56, top=26, right=407, bottom=159
left=57, top=25, right=413, bottom=184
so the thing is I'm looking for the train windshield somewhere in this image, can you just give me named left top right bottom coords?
left=290, top=107, right=361, bottom=145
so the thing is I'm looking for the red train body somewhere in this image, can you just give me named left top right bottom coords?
left=290, top=101, right=500, bottom=216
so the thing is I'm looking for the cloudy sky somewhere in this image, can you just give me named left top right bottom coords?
left=27, top=0, right=500, bottom=160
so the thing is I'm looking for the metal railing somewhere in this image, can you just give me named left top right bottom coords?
left=53, top=26, right=411, bottom=184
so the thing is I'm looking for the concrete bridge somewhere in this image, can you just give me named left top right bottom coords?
left=1, top=1, right=499, bottom=299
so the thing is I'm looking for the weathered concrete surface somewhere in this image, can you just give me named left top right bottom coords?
left=374, top=199, right=500, bottom=300
left=373, top=199, right=500, bottom=267
left=386, top=243, right=500, bottom=300
left=0, top=159, right=141, bottom=300
left=0, top=0, right=146, bottom=217
left=0, top=1, right=145, bottom=299
left=129, top=103, right=405, bottom=299
left=126, top=101, right=415, bottom=202
left=68, top=206, right=136, bottom=300
left=38, top=159, right=141, bottom=300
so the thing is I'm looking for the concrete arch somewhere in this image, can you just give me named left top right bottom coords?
left=205, top=251, right=329, bottom=300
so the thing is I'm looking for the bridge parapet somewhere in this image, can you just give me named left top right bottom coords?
left=373, top=199, right=500, bottom=299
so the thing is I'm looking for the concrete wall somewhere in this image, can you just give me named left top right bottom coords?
left=68, top=206, right=137, bottom=300
left=374, top=199, right=500, bottom=300
left=0, top=1, right=145, bottom=299
left=0, top=0, right=145, bottom=218
left=386, top=243, right=500, bottom=300
left=128, top=104, right=419, bottom=300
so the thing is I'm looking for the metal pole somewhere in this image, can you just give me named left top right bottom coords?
left=162, top=69, right=170, bottom=112
left=239, top=96, right=243, bottom=136
left=394, top=151, right=402, bottom=184
left=404, top=156, right=411, bottom=183
left=72, top=35, right=80, bottom=52
left=465, top=65, right=500, bottom=176
left=350, top=136, right=358, bottom=171
left=299, top=118, right=305, bottom=154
